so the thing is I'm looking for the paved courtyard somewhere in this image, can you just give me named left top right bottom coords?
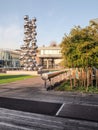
left=0, top=76, right=98, bottom=129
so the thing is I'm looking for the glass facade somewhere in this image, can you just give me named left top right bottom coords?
left=0, top=49, right=20, bottom=68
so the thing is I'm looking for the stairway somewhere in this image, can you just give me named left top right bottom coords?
left=0, top=107, right=98, bottom=130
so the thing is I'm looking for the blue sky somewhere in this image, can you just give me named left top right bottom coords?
left=0, top=0, right=98, bottom=49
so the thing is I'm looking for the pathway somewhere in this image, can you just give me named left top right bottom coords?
left=0, top=77, right=98, bottom=129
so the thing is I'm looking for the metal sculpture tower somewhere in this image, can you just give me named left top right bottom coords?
left=20, top=15, right=39, bottom=71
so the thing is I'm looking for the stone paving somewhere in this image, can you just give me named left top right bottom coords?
left=0, top=77, right=98, bottom=129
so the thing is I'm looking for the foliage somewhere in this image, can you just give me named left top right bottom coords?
left=55, top=80, right=98, bottom=93
left=55, top=80, right=71, bottom=91
left=60, top=23, right=98, bottom=68
left=0, top=74, right=35, bottom=84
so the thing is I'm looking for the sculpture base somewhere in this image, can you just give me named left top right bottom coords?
left=6, top=70, right=38, bottom=76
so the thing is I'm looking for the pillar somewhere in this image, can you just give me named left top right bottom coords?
left=46, top=59, right=49, bottom=69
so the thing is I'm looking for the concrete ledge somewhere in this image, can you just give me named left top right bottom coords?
left=0, top=97, right=62, bottom=116
left=6, top=70, right=38, bottom=76
left=57, top=103, right=98, bottom=122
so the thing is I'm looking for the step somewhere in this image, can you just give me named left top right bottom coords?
left=56, top=103, right=98, bottom=122
left=0, top=97, right=62, bottom=116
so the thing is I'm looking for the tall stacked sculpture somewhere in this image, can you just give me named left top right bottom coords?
left=20, top=15, right=40, bottom=71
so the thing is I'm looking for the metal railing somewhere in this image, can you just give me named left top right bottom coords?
left=41, top=69, right=69, bottom=90
left=41, top=67, right=98, bottom=91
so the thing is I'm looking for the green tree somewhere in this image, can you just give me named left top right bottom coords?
left=60, top=24, right=98, bottom=68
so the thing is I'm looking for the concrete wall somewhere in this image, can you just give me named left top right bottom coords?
left=6, top=70, right=38, bottom=76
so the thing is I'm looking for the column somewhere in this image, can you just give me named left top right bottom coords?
left=46, top=59, right=49, bottom=69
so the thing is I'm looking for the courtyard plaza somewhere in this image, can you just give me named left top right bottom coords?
left=0, top=76, right=98, bottom=129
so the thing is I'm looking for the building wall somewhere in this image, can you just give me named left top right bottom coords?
left=40, top=49, right=60, bottom=55
left=0, top=46, right=62, bottom=69
left=37, top=46, right=62, bottom=69
left=0, top=49, right=20, bottom=68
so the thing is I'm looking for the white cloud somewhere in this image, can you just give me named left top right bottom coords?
left=0, top=24, right=23, bottom=49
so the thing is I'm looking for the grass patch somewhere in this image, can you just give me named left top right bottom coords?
left=55, top=80, right=71, bottom=91
left=55, top=80, right=98, bottom=93
left=0, top=74, right=36, bottom=84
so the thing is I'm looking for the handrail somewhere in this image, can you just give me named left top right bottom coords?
left=41, top=70, right=66, bottom=80
left=41, top=67, right=98, bottom=90
left=41, top=69, right=68, bottom=90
